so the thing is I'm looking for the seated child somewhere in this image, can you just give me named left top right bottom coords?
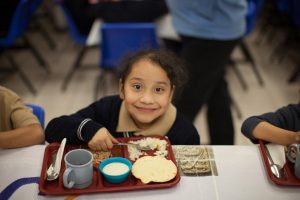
left=241, top=103, right=300, bottom=145
left=0, top=86, right=44, bottom=148
left=45, top=49, right=200, bottom=150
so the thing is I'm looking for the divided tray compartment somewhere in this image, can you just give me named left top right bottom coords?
left=259, top=140, right=300, bottom=186
left=39, top=136, right=180, bottom=195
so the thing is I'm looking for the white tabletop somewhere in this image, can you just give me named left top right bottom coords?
left=0, top=145, right=299, bottom=200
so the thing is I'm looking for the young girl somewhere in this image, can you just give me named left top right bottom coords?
left=45, top=49, right=200, bottom=150
left=241, top=102, right=300, bottom=145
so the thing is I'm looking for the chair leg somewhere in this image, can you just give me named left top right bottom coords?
left=61, top=46, right=87, bottom=91
left=228, top=58, right=248, bottom=91
left=23, top=34, right=51, bottom=74
left=239, top=40, right=264, bottom=86
left=94, top=71, right=106, bottom=101
left=230, top=95, right=242, bottom=120
left=35, top=20, right=56, bottom=50
left=6, top=53, right=37, bottom=95
left=288, top=66, right=300, bottom=83
left=94, top=69, right=119, bottom=100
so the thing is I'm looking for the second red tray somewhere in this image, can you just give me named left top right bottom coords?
left=259, top=140, right=300, bottom=186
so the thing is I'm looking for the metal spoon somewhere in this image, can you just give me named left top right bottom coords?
left=265, top=145, right=284, bottom=179
left=46, top=138, right=67, bottom=181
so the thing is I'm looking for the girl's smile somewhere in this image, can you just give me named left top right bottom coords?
left=135, top=106, right=157, bottom=113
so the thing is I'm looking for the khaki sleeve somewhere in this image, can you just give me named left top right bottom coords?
left=9, top=95, right=40, bottom=129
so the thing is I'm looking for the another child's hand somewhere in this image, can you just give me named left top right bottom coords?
left=88, top=127, right=119, bottom=151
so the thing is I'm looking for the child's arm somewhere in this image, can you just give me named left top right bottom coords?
left=45, top=96, right=120, bottom=144
left=252, top=121, right=300, bottom=145
left=0, top=124, right=44, bottom=148
left=241, top=103, right=300, bottom=145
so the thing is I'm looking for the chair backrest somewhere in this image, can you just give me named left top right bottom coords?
left=291, top=0, right=300, bottom=27
left=0, top=0, right=31, bottom=47
left=245, top=0, right=264, bottom=35
left=100, top=23, right=159, bottom=69
left=29, top=0, right=43, bottom=14
left=26, top=104, right=45, bottom=128
left=55, top=1, right=87, bottom=45
left=274, top=0, right=293, bottom=14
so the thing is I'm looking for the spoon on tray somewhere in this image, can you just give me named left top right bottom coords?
left=46, top=138, right=67, bottom=181
left=265, top=145, right=284, bottom=179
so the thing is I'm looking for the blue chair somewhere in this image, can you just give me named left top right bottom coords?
left=274, top=0, right=293, bottom=14
left=28, top=0, right=56, bottom=50
left=26, top=104, right=45, bottom=128
left=291, top=0, right=300, bottom=28
left=55, top=1, right=97, bottom=91
left=57, top=2, right=87, bottom=45
left=94, top=22, right=159, bottom=99
left=245, top=0, right=264, bottom=36
left=0, top=0, right=38, bottom=94
left=0, top=0, right=30, bottom=48
left=100, top=23, right=159, bottom=69
left=287, top=0, right=300, bottom=83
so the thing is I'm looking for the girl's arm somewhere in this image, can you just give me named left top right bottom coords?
left=45, top=95, right=121, bottom=144
left=45, top=103, right=104, bottom=144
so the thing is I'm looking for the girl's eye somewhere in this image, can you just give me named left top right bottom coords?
left=132, top=84, right=142, bottom=91
left=154, top=87, right=165, bottom=93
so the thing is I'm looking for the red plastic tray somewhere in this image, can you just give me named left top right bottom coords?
left=259, top=140, right=300, bottom=186
left=39, top=136, right=180, bottom=195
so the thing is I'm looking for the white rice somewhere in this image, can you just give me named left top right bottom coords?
left=128, top=138, right=168, bottom=160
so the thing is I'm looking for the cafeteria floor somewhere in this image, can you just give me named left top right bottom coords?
left=1, top=5, right=299, bottom=145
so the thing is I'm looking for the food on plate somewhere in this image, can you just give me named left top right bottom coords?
left=179, top=160, right=211, bottom=175
left=132, top=156, right=177, bottom=184
left=90, top=150, right=111, bottom=164
left=128, top=137, right=168, bottom=160
left=174, top=146, right=208, bottom=159
left=102, top=162, right=130, bottom=176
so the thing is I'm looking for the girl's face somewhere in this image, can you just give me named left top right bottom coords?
left=119, top=59, right=174, bottom=129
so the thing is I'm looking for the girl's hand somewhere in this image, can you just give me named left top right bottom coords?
left=88, top=128, right=119, bottom=151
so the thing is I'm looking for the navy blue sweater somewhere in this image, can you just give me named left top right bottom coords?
left=45, top=95, right=200, bottom=145
left=241, top=103, right=300, bottom=143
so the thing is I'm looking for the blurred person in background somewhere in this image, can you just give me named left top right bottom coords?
left=0, top=86, right=44, bottom=148
left=166, top=0, right=247, bottom=145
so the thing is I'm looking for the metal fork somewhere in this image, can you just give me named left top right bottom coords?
left=115, top=142, right=151, bottom=150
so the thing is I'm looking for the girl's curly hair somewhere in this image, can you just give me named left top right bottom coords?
left=118, top=49, right=188, bottom=93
